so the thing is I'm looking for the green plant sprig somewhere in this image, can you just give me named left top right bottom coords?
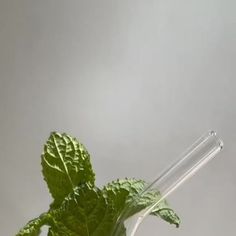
left=16, top=132, right=180, bottom=236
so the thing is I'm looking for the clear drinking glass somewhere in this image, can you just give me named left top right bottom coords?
left=112, top=130, right=223, bottom=236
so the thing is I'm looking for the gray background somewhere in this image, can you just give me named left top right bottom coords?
left=0, top=1, right=235, bottom=235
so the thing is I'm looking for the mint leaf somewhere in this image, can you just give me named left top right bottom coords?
left=41, top=132, right=95, bottom=208
left=48, top=183, right=115, bottom=236
left=16, top=213, right=51, bottom=236
left=151, top=198, right=181, bottom=227
left=152, top=208, right=180, bottom=228
left=102, top=178, right=146, bottom=217
left=103, top=178, right=180, bottom=227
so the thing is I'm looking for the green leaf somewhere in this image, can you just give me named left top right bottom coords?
left=41, top=132, right=95, bottom=208
left=48, top=184, right=115, bottom=236
left=16, top=213, right=50, bottom=236
left=102, top=178, right=146, bottom=217
left=103, top=178, right=180, bottom=227
left=151, top=196, right=181, bottom=227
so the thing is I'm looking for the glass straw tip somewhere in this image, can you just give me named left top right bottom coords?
left=208, top=130, right=224, bottom=149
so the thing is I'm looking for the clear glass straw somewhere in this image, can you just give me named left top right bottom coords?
left=112, top=130, right=223, bottom=236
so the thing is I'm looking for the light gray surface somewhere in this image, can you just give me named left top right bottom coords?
left=0, top=1, right=235, bottom=235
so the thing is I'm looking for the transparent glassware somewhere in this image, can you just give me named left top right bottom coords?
left=112, top=130, right=223, bottom=236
